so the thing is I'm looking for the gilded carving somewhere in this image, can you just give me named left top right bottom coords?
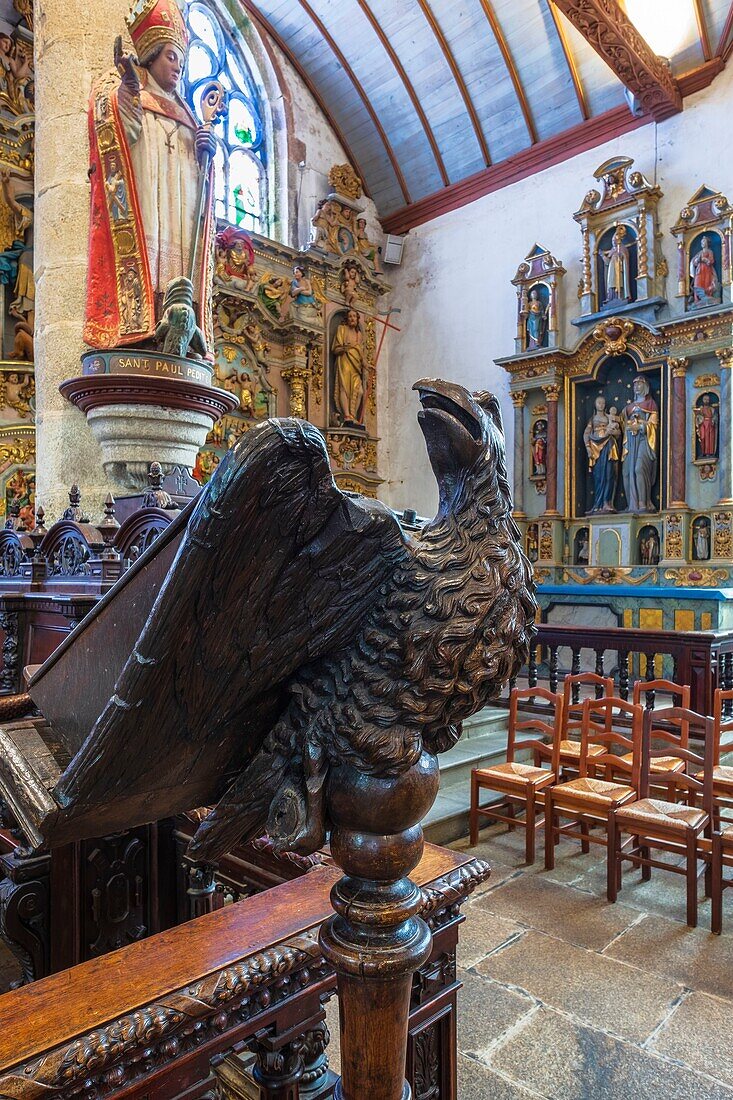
left=668, top=356, right=688, bottom=378
left=563, top=567, right=655, bottom=586
left=326, top=432, right=378, bottom=472
left=539, top=521, right=553, bottom=560
left=664, top=567, right=729, bottom=587
left=665, top=513, right=684, bottom=559
left=694, top=373, right=720, bottom=388
left=328, top=163, right=362, bottom=201
left=310, top=343, right=324, bottom=406
left=714, top=511, right=733, bottom=558
left=593, top=317, right=634, bottom=356
left=281, top=364, right=311, bottom=420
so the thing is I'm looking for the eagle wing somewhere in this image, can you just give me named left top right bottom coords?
left=51, top=418, right=407, bottom=842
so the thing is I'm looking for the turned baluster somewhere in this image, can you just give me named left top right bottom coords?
left=717, top=651, right=730, bottom=712
left=571, top=650, right=581, bottom=703
left=528, top=642, right=538, bottom=689
left=589, top=651, right=603, bottom=695
left=549, top=646, right=559, bottom=694
left=618, top=651, right=629, bottom=701
left=645, top=654, right=657, bottom=709
left=320, top=751, right=438, bottom=1100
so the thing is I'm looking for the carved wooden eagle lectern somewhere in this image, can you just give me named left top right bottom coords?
left=0, top=379, right=536, bottom=859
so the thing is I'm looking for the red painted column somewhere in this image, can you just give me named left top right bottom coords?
left=669, top=357, right=688, bottom=507
left=543, top=383, right=561, bottom=516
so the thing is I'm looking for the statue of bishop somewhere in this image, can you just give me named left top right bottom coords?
left=84, top=0, right=216, bottom=352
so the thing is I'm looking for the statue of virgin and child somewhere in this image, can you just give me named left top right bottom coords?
left=583, top=376, right=658, bottom=514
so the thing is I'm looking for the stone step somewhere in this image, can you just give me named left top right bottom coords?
left=423, top=707, right=509, bottom=847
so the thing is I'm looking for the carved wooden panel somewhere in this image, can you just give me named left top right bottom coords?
left=81, top=827, right=151, bottom=959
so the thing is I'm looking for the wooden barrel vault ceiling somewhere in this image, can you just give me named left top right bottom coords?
left=240, top=0, right=733, bottom=231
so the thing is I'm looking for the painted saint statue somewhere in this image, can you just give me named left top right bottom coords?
left=583, top=395, right=621, bottom=513
left=84, top=0, right=216, bottom=351
left=525, top=287, right=547, bottom=350
left=695, top=393, right=718, bottom=459
left=332, top=308, right=365, bottom=429
left=622, top=376, right=658, bottom=513
left=690, top=235, right=720, bottom=307
left=601, top=225, right=632, bottom=304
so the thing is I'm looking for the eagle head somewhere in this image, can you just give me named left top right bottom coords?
left=413, top=378, right=509, bottom=516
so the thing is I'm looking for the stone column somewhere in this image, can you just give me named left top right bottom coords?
left=543, top=383, right=561, bottom=516
left=717, top=348, right=733, bottom=504
left=34, top=0, right=130, bottom=519
left=510, top=390, right=526, bottom=517
left=669, top=357, right=688, bottom=507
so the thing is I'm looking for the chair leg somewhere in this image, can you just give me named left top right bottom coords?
left=544, top=794, right=555, bottom=870
left=607, top=812, right=618, bottom=902
left=712, top=834, right=723, bottom=935
left=525, top=790, right=536, bottom=866
left=469, top=774, right=479, bottom=847
left=641, top=844, right=651, bottom=882
left=580, top=818, right=590, bottom=854
left=506, top=800, right=516, bottom=832
left=686, top=830, right=698, bottom=928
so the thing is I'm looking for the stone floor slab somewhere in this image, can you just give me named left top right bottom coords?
left=477, top=929, right=682, bottom=1044
left=457, top=1055, right=543, bottom=1098
left=604, top=911, right=733, bottom=1000
left=650, top=990, right=733, bottom=1085
left=491, top=1005, right=733, bottom=1100
left=576, top=859, right=708, bottom=925
left=475, top=873, right=640, bottom=951
left=458, top=907, right=525, bottom=968
left=457, top=967, right=534, bottom=1059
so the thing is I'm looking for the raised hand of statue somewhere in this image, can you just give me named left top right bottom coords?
left=114, top=35, right=140, bottom=94
left=195, top=126, right=218, bottom=167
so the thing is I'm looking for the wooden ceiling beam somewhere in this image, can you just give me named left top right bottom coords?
left=295, top=0, right=412, bottom=205
left=693, top=0, right=712, bottom=61
left=381, top=59, right=719, bottom=234
left=546, top=0, right=590, bottom=120
left=355, top=0, right=450, bottom=187
left=238, top=0, right=370, bottom=195
left=477, top=0, right=538, bottom=143
left=550, top=0, right=682, bottom=121
left=415, top=0, right=492, bottom=167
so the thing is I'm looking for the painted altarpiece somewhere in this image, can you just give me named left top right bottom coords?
left=499, top=156, right=733, bottom=635
left=194, top=164, right=388, bottom=497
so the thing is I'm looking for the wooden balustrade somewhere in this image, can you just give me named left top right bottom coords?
left=0, top=846, right=489, bottom=1100
left=509, top=624, right=733, bottom=719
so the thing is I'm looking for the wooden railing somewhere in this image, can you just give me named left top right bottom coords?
left=506, top=624, right=733, bottom=717
left=0, top=846, right=489, bottom=1100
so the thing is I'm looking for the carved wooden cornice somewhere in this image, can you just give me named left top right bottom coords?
left=550, top=0, right=682, bottom=121
left=0, top=859, right=490, bottom=1099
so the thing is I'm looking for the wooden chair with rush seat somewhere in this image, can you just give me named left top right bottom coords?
left=558, top=672, right=614, bottom=780
left=544, top=697, right=643, bottom=874
left=611, top=680, right=691, bottom=801
left=607, top=706, right=713, bottom=928
left=469, top=687, right=563, bottom=865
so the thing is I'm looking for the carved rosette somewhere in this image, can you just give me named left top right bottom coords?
left=593, top=317, right=634, bottom=356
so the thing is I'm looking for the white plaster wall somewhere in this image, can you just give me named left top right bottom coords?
left=382, top=63, right=733, bottom=518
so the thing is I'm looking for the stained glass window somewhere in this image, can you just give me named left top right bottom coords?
left=183, top=1, right=267, bottom=232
